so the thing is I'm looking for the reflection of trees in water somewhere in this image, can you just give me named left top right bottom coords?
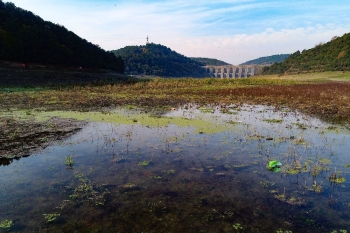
left=0, top=157, right=12, bottom=166
left=0, top=154, right=30, bottom=166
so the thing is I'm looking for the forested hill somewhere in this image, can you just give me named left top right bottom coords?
left=111, top=43, right=207, bottom=77
left=241, top=54, right=290, bottom=65
left=263, top=33, right=350, bottom=74
left=0, top=1, right=124, bottom=73
left=190, top=57, right=230, bottom=66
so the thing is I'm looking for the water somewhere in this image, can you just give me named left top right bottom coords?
left=1, top=105, right=350, bottom=232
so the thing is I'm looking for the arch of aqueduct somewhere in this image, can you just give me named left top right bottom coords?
left=204, top=65, right=263, bottom=78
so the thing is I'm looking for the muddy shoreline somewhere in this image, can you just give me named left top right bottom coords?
left=0, top=116, right=86, bottom=165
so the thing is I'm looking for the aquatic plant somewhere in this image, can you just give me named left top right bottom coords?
left=295, top=137, right=307, bottom=145
left=198, top=107, right=214, bottom=113
left=138, top=160, right=150, bottom=166
left=293, top=123, right=308, bottom=129
left=72, top=183, right=93, bottom=198
left=329, top=172, right=346, bottom=184
left=259, top=180, right=275, bottom=189
left=162, top=169, right=175, bottom=174
left=327, top=126, right=338, bottom=130
left=306, top=181, right=323, bottom=193
left=274, top=191, right=305, bottom=206
left=263, top=118, right=283, bottom=123
left=65, top=155, right=75, bottom=166
left=283, top=160, right=309, bottom=175
left=43, top=213, right=60, bottom=223
left=119, top=183, right=136, bottom=189
left=331, top=230, right=348, bottom=233
left=0, top=219, right=13, bottom=229
left=232, top=163, right=249, bottom=168
left=232, top=222, right=243, bottom=232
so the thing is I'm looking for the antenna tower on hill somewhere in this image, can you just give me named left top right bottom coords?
left=146, top=35, right=149, bottom=44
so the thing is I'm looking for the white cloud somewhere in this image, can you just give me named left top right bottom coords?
left=167, top=24, right=350, bottom=64
left=5, top=0, right=350, bottom=64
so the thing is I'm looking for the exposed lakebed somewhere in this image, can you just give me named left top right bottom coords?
left=0, top=104, right=349, bottom=232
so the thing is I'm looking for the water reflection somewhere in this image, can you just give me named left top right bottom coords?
left=0, top=105, right=349, bottom=232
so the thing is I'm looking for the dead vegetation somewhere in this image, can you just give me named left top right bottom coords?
left=1, top=74, right=350, bottom=124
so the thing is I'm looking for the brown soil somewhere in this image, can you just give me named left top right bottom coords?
left=0, top=117, right=86, bottom=165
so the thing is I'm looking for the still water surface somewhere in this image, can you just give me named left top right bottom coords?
left=1, top=105, right=350, bottom=232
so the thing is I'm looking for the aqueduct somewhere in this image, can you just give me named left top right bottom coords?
left=204, top=65, right=263, bottom=78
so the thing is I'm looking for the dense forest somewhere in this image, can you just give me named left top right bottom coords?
left=263, top=33, right=350, bottom=74
left=0, top=1, right=124, bottom=73
left=241, top=54, right=290, bottom=65
left=190, top=57, right=230, bottom=66
left=112, top=43, right=207, bottom=77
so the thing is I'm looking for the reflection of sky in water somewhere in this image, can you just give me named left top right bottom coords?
left=0, top=105, right=350, bottom=232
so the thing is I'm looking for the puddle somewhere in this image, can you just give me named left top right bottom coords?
left=0, top=105, right=350, bottom=232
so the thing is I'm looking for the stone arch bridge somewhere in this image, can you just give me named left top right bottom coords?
left=204, top=65, right=263, bottom=78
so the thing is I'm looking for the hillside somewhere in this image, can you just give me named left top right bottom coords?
left=263, top=33, right=350, bottom=74
left=241, top=54, right=290, bottom=65
left=0, top=1, right=124, bottom=73
left=111, top=43, right=207, bottom=77
left=190, top=57, right=230, bottom=66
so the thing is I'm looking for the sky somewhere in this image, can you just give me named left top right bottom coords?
left=5, top=0, right=350, bottom=65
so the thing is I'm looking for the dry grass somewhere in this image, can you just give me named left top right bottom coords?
left=1, top=72, right=350, bottom=124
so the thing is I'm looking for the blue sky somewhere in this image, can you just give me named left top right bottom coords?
left=5, top=0, right=350, bottom=64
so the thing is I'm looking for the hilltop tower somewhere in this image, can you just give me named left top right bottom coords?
left=146, top=35, right=149, bottom=45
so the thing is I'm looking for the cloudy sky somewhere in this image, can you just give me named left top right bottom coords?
left=5, top=0, right=350, bottom=64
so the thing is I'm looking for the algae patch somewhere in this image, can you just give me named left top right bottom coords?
left=0, top=108, right=231, bottom=134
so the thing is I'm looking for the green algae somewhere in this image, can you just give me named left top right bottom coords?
left=0, top=108, right=232, bottom=134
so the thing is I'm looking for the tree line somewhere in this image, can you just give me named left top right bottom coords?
left=0, top=1, right=124, bottom=73
left=263, top=33, right=350, bottom=74
left=112, top=43, right=207, bottom=77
